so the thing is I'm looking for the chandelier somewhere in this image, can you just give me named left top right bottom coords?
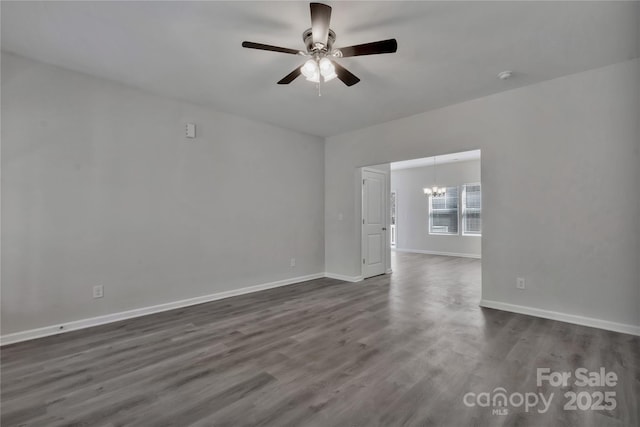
left=423, top=156, right=446, bottom=197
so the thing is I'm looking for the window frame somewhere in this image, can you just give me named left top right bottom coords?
left=461, top=182, right=482, bottom=236
left=428, top=185, right=460, bottom=236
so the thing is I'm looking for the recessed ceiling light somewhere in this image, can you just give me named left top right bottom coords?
left=498, top=70, right=513, bottom=80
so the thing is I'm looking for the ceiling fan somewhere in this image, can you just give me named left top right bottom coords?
left=242, top=2, right=398, bottom=87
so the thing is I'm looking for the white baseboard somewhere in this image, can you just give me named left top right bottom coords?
left=480, top=299, right=640, bottom=336
left=385, top=268, right=393, bottom=274
left=7, top=275, right=635, bottom=346
left=0, top=272, right=325, bottom=346
left=394, top=248, right=481, bottom=259
left=324, top=272, right=364, bottom=282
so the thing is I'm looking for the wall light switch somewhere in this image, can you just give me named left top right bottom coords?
left=185, top=123, right=196, bottom=139
left=93, top=285, right=104, bottom=298
left=516, top=277, right=525, bottom=290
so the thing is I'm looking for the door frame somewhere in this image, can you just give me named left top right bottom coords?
left=361, top=167, right=390, bottom=279
left=390, top=189, right=397, bottom=248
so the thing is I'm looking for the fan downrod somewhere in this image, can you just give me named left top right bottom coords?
left=302, top=28, right=337, bottom=54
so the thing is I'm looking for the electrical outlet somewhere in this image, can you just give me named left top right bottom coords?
left=93, top=285, right=104, bottom=298
left=290, top=258, right=296, bottom=268
left=516, top=277, right=525, bottom=290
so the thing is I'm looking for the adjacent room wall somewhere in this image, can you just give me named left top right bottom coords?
left=1, top=53, right=325, bottom=336
left=325, top=59, right=640, bottom=330
left=391, top=159, right=481, bottom=258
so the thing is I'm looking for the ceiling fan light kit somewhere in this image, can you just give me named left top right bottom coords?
left=301, top=57, right=337, bottom=83
left=242, top=2, right=398, bottom=91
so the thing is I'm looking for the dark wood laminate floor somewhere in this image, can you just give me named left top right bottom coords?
left=1, top=252, right=639, bottom=427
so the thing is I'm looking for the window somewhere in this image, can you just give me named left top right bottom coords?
left=426, top=184, right=481, bottom=236
left=429, top=186, right=459, bottom=234
left=462, top=183, right=481, bottom=235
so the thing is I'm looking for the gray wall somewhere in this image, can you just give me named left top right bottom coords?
left=391, top=159, right=481, bottom=257
left=325, top=59, right=640, bottom=328
left=1, top=53, right=325, bottom=335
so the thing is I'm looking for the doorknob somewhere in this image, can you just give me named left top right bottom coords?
left=382, top=227, right=387, bottom=231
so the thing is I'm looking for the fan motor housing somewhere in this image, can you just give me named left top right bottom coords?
left=302, top=28, right=336, bottom=53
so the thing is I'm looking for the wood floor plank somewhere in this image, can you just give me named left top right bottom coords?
left=1, top=252, right=638, bottom=426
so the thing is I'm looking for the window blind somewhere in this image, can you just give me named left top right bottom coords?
left=462, top=184, right=481, bottom=235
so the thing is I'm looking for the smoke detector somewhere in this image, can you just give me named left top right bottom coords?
left=498, top=70, right=513, bottom=80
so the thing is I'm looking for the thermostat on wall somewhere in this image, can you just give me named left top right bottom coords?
left=185, top=123, right=196, bottom=139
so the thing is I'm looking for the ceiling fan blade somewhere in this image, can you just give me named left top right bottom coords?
left=332, top=61, right=360, bottom=87
left=277, top=67, right=303, bottom=84
left=242, top=41, right=301, bottom=55
left=310, top=3, right=332, bottom=47
left=338, top=39, right=398, bottom=57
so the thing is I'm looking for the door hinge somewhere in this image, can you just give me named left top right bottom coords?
left=363, top=179, right=365, bottom=185
left=363, top=258, right=366, bottom=264
left=363, top=219, right=365, bottom=224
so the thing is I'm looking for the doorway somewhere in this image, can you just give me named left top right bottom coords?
left=359, top=150, right=481, bottom=286
left=389, top=150, right=481, bottom=260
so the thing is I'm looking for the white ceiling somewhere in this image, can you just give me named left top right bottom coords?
left=390, top=150, right=480, bottom=171
left=2, top=1, right=638, bottom=137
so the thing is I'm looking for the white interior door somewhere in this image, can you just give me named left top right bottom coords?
left=362, top=169, right=387, bottom=279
